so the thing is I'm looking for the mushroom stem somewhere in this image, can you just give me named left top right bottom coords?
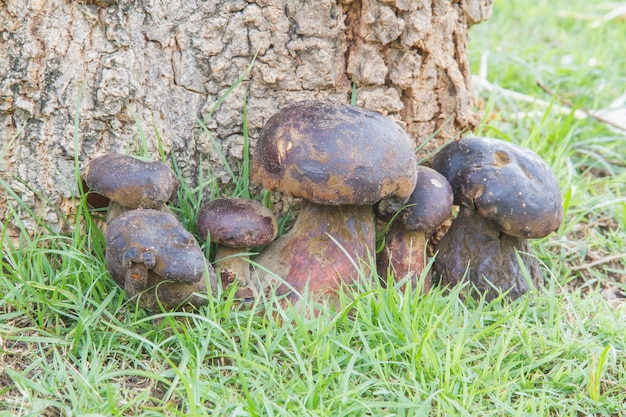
left=253, top=202, right=376, bottom=302
left=377, top=223, right=430, bottom=293
left=106, top=201, right=174, bottom=225
left=214, top=246, right=256, bottom=299
left=125, top=264, right=149, bottom=297
left=434, top=206, right=542, bottom=301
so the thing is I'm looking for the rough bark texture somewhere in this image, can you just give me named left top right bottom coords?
left=0, top=0, right=493, bottom=233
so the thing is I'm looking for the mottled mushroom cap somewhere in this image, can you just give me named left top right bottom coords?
left=106, top=209, right=207, bottom=285
left=431, top=137, right=563, bottom=238
left=376, top=166, right=453, bottom=232
left=252, top=100, right=418, bottom=209
left=82, top=154, right=179, bottom=209
left=196, top=198, right=278, bottom=248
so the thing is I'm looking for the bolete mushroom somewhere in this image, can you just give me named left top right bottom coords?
left=251, top=100, right=418, bottom=302
left=106, top=209, right=216, bottom=310
left=196, top=198, right=278, bottom=299
left=375, top=165, right=453, bottom=292
left=81, top=153, right=179, bottom=221
left=430, top=137, right=563, bottom=300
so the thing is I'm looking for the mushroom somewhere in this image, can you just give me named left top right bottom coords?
left=81, top=153, right=179, bottom=221
left=375, top=165, right=453, bottom=292
left=430, top=137, right=563, bottom=300
left=196, top=198, right=278, bottom=299
left=106, top=209, right=216, bottom=310
left=251, top=100, right=418, bottom=302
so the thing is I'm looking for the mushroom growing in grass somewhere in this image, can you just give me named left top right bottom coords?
left=106, top=209, right=216, bottom=310
left=251, top=100, right=418, bottom=302
left=375, top=165, right=453, bottom=293
left=430, top=137, right=563, bottom=301
left=196, top=198, right=278, bottom=299
left=81, top=153, right=179, bottom=221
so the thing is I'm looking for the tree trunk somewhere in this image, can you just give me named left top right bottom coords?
left=0, top=0, right=493, bottom=234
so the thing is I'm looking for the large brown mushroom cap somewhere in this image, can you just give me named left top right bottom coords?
left=252, top=100, right=418, bottom=209
left=431, top=137, right=563, bottom=238
left=82, top=154, right=179, bottom=209
left=196, top=198, right=278, bottom=248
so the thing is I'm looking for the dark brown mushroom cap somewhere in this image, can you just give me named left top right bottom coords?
left=82, top=154, right=179, bottom=209
left=252, top=100, right=417, bottom=208
left=196, top=198, right=278, bottom=247
left=376, top=166, right=453, bottom=232
left=106, top=209, right=206, bottom=285
left=430, top=137, right=563, bottom=238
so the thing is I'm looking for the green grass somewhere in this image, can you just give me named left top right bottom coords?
left=2, top=1, right=626, bottom=415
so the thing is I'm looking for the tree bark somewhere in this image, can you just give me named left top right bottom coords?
left=0, top=0, right=493, bottom=234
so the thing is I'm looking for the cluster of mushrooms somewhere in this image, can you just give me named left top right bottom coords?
left=81, top=100, right=563, bottom=310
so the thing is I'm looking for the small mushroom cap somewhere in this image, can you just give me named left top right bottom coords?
left=82, top=154, right=179, bottom=209
left=376, top=166, right=453, bottom=232
left=252, top=100, right=417, bottom=208
left=196, top=198, right=278, bottom=247
left=106, top=209, right=207, bottom=285
left=431, top=137, right=563, bottom=238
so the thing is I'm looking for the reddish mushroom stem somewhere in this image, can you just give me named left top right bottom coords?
left=377, top=223, right=430, bottom=293
left=213, top=246, right=257, bottom=298
left=253, top=202, right=376, bottom=302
